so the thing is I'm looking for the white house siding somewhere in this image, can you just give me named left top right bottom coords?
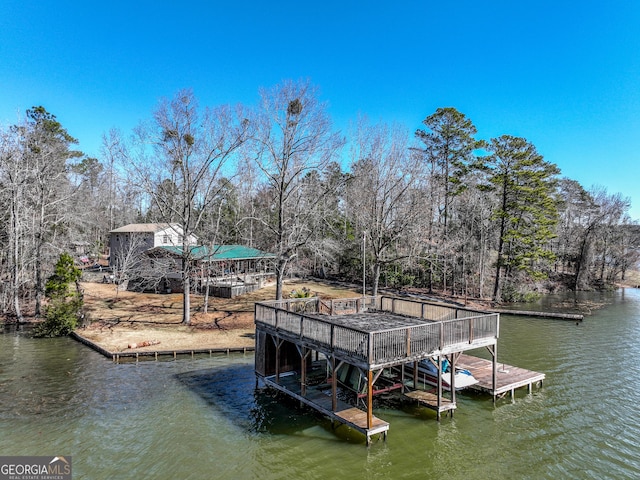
left=108, top=223, right=196, bottom=269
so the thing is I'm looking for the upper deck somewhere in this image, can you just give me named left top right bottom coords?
left=255, top=295, right=499, bottom=370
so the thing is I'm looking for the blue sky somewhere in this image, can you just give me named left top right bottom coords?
left=1, top=1, right=639, bottom=219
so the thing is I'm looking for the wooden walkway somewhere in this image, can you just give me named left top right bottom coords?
left=262, top=374, right=389, bottom=445
left=457, top=354, right=545, bottom=399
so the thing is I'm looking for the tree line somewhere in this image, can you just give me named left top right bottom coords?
left=1, top=79, right=638, bottom=322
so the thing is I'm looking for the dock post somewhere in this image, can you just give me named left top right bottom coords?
left=491, top=344, right=497, bottom=402
left=331, top=356, right=337, bottom=412
left=450, top=354, right=457, bottom=407
left=367, top=370, right=373, bottom=429
left=301, top=348, right=307, bottom=397
left=436, top=356, right=442, bottom=421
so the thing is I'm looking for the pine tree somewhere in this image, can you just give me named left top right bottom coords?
left=414, top=107, right=484, bottom=293
left=484, top=135, right=560, bottom=301
left=34, top=253, right=83, bottom=337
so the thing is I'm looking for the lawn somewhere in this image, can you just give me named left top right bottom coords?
left=79, top=279, right=360, bottom=353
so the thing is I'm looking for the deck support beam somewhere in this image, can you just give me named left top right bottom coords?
left=485, top=344, right=498, bottom=401
left=331, top=358, right=347, bottom=412
left=300, top=347, right=310, bottom=396
left=436, top=355, right=443, bottom=421
left=450, top=353, right=458, bottom=412
left=367, top=369, right=373, bottom=429
left=274, top=337, right=284, bottom=384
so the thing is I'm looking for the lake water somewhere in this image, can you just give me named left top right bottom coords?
left=2, top=289, right=640, bottom=479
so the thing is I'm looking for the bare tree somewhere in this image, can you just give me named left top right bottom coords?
left=0, top=108, right=81, bottom=320
left=347, top=119, right=424, bottom=296
left=126, top=89, right=248, bottom=324
left=0, top=122, right=27, bottom=320
left=22, top=107, right=82, bottom=316
left=250, top=79, right=343, bottom=299
left=572, top=187, right=632, bottom=289
left=300, top=162, right=349, bottom=278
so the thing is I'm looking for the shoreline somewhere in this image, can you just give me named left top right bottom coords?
left=4, top=281, right=637, bottom=354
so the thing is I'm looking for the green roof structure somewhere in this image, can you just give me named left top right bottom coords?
left=149, top=245, right=275, bottom=262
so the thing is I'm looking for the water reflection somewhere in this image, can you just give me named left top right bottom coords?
left=176, top=364, right=375, bottom=443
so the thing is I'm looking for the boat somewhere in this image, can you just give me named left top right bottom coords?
left=405, top=358, right=478, bottom=391
left=336, top=364, right=403, bottom=399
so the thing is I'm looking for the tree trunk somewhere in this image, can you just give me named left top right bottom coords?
left=427, top=257, right=434, bottom=294
left=574, top=228, right=593, bottom=290
left=10, top=188, right=23, bottom=323
left=493, top=226, right=506, bottom=302
left=34, top=210, right=43, bottom=317
left=182, top=274, right=191, bottom=325
left=275, top=258, right=287, bottom=300
left=372, top=262, right=381, bottom=297
left=203, top=267, right=210, bottom=314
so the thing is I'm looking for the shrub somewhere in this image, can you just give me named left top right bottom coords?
left=501, top=283, right=541, bottom=303
left=34, top=253, right=83, bottom=337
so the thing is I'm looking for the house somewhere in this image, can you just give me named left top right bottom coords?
left=108, top=223, right=275, bottom=297
left=109, top=223, right=197, bottom=270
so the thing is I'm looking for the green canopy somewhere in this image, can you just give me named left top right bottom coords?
left=152, top=245, right=275, bottom=262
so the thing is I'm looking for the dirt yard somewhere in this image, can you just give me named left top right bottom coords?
left=79, top=279, right=360, bottom=354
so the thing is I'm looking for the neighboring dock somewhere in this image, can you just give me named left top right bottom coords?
left=491, top=309, right=583, bottom=321
left=71, top=331, right=254, bottom=361
left=457, top=354, right=545, bottom=399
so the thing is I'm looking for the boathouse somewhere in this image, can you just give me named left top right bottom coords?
left=254, top=295, right=541, bottom=444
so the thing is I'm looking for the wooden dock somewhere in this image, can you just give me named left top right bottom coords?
left=491, top=309, right=583, bottom=321
left=71, top=332, right=254, bottom=361
left=403, top=390, right=456, bottom=418
left=262, top=373, right=389, bottom=445
left=457, top=354, right=545, bottom=399
left=254, top=295, right=546, bottom=444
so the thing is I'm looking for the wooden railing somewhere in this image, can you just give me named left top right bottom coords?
left=255, top=296, right=498, bottom=368
left=377, top=295, right=488, bottom=321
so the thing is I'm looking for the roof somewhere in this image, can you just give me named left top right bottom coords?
left=110, top=223, right=179, bottom=233
left=148, top=245, right=276, bottom=261
left=307, top=311, right=428, bottom=333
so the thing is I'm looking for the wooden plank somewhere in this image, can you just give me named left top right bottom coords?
left=404, top=390, right=456, bottom=412
left=71, top=332, right=253, bottom=359
left=457, top=354, right=545, bottom=396
left=336, top=407, right=389, bottom=433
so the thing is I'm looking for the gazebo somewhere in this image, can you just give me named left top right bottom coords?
left=146, top=244, right=275, bottom=297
